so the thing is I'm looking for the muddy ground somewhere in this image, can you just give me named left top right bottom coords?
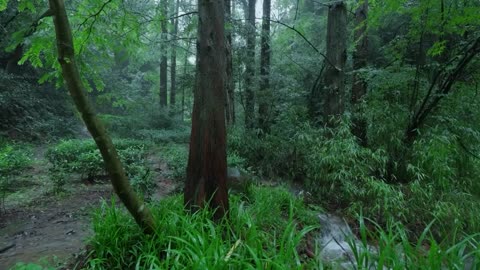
left=0, top=146, right=176, bottom=269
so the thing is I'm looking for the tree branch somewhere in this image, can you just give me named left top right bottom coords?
left=268, top=19, right=340, bottom=71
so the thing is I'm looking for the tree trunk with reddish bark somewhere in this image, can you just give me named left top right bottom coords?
left=184, top=0, right=229, bottom=219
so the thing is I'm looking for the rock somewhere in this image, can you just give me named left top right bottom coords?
left=316, top=213, right=378, bottom=269
left=227, top=167, right=251, bottom=193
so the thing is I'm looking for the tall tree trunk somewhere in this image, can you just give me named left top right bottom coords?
left=323, top=2, right=347, bottom=127
left=48, top=0, right=155, bottom=234
left=182, top=42, right=191, bottom=122
left=244, top=0, right=256, bottom=129
left=351, top=0, right=368, bottom=146
left=258, top=0, right=271, bottom=132
left=184, top=0, right=229, bottom=219
left=225, top=0, right=235, bottom=125
left=170, top=0, right=180, bottom=107
left=160, top=0, right=168, bottom=107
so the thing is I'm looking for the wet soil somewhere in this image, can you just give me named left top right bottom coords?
left=0, top=146, right=176, bottom=269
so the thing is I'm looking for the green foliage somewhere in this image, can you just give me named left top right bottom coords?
left=10, top=262, right=55, bottom=270
left=0, top=141, right=32, bottom=176
left=0, top=71, right=78, bottom=140
left=48, top=166, right=67, bottom=195
left=347, top=216, right=480, bottom=269
left=0, top=0, right=7, bottom=11
left=0, top=142, right=32, bottom=206
left=46, top=139, right=154, bottom=196
left=137, top=127, right=190, bottom=144
left=229, top=106, right=480, bottom=237
left=88, top=186, right=319, bottom=269
left=160, top=144, right=188, bottom=180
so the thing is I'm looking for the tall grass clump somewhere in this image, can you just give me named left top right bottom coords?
left=87, top=186, right=320, bottom=269
left=346, top=215, right=480, bottom=269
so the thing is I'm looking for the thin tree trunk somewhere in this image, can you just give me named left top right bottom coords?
left=244, top=0, right=256, bottom=129
left=351, top=0, right=368, bottom=146
left=225, top=0, right=235, bottom=125
left=181, top=43, right=191, bottom=122
left=258, top=0, right=271, bottom=132
left=323, top=2, right=347, bottom=127
left=184, top=0, right=229, bottom=219
left=160, top=0, right=168, bottom=107
left=48, top=0, right=155, bottom=234
left=170, top=0, right=180, bottom=107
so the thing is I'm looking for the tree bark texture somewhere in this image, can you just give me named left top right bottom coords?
left=225, top=0, right=235, bottom=125
left=244, top=0, right=256, bottom=129
left=351, top=0, right=368, bottom=146
left=258, top=0, right=271, bottom=132
left=48, top=0, right=155, bottom=234
left=160, top=0, right=168, bottom=107
left=184, top=0, right=229, bottom=219
left=322, top=2, right=347, bottom=127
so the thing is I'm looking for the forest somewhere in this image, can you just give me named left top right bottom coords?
left=1, top=0, right=480, bottom=269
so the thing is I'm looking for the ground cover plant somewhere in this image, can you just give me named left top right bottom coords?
left=86, top=186, right=319, bottom=269
left=46, top=139, right=154, bottom=196
left=0, top=141, right=32, bottom=209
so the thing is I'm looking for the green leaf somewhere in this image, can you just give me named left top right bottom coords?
left=427, top=40, right=447, bottom=57
left=0, top=0, right=7, bottom=11
left=18, top=0, right=35, bottom=12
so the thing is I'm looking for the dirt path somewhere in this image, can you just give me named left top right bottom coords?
left=0, top=185, right=113, bottom=269
left=0, top=145, right=176, bottom=269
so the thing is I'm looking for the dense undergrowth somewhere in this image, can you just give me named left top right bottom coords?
left=45, top=138, right=156, bottom=197
left=0, top=71, right=78, bottom=141
left=85, top=187, right=319, bottom=269
left=228, top=107, right=480, bottom=240
left=0, top=140, right=33, bottom=209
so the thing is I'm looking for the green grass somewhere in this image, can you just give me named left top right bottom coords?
left=87, top=186, right=320, bottom=269
left=346, top=215, right=480, bottom=269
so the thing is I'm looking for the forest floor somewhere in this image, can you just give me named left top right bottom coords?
left=0, top=145, right=177, bottom=269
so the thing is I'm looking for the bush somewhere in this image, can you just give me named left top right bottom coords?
left=46, top=139, right=154, bottom=196
left=228, top=110, right=480, bottom=238
left=87, top=186, right=319, bottom=269
left=0, top=141, right=33, bottom=209
left=0, top=142, right=33, bottom=176
left=137, top=127, right=190, bottom=144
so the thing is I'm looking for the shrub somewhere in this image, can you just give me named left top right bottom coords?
left=46, top=139, right=154, bottom=196
left=137, top=127, right=190, bottom=144
left=228, top=111, right=480, bottom=238
left=0, top=142, right=33, bottom=176
left=0, top=141, right=33, bottom=210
